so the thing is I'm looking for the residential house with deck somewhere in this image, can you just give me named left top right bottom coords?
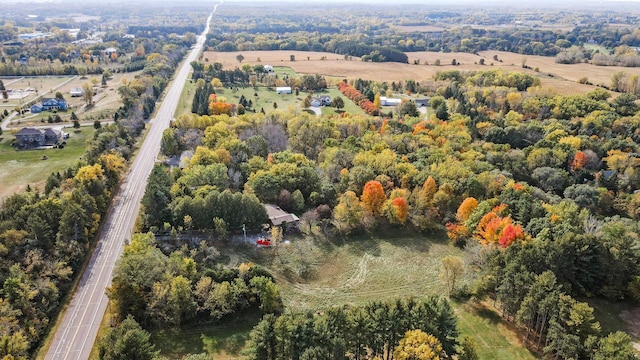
left=15, top=127, right=63, bottom=148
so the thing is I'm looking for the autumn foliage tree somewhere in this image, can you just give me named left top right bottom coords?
left=571, top=151, right=587, bottom=171
left=208, top=94, right=234, bottom=115
left=394, top=329, right=443, bottom=360
left=385, top=194, right=409, bottom=225
left=361, top=180, right=386, bottom=217
left=447, top=197, right=478, bottom=246
left=333, top=191, right=363, bottom=234
left=456, top=197, right=478, bottom=223
left=474, top=204, right=526, bottom=248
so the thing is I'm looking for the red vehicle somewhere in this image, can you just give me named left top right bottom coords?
left=256, top=238, right=272, bottom=247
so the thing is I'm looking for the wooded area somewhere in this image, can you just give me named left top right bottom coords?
left=3, top=1, right=640, bottom=359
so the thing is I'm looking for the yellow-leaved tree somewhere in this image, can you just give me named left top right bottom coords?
left=393, top=329, right=443, bottom=360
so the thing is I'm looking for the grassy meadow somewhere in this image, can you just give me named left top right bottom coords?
left=210, top=70, right=366, bottom=117
left=0, top=127, right=94, bottom=200
left=151, top=231, right=538, bottom=359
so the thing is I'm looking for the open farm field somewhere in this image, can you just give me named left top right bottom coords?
left=0, top=127, right=95, bottom=201
left=394, top=25, right=448, bottom=33
left=204, top=50, right=640, bottom=95
left=477, top=50, right=640, bottom=88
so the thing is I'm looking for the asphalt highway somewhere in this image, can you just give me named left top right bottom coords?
left=44, top=7, right=216, bottom=360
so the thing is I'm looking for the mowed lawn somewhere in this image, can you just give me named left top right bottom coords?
left=153, top=232, right=538, bottom=359
left=0, top=127, right=94, bottom=200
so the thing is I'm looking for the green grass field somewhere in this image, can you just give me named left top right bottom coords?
left=152, top=313, right=260, bottom=360
left=0, top=127, right=95, bottom=200
left=218, top=86, right=365, bottom=117
left=200, top=66, right=366, bottom=116
left=455, top=302, right=538, bottom=359
left=175, top=78, right=196, bottom=118
left=584, top=43, right=612, bottom=55
left=151, top=231, right=540, bottom=359
left=272, top=66, right=297, bottom=78
left=588, top=298, right=638, bottom=337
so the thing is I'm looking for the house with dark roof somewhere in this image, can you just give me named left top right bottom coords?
left=15, top=127, right=63, bottom=148
left=415, top=98, right=430, bottom=107
left=311, top=95, right=331, bottom=107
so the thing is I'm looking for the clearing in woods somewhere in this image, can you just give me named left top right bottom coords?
left=151, top=232, right=537, bottom=360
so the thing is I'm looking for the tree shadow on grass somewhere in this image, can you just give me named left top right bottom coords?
left=474, top=306, right=502, bottom=325
left=154, top=312, right=261, bottom=358
left=460, top=301, right=502, bottom=325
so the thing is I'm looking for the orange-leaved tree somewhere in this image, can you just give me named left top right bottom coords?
left=572, top=151, right=587, bottom=171
left=456, top=197, right=478, bottom=223
left=389, top=197, right=409, bottom=225
left=361, top=180, right=386, bottom=217
left=499, top=223, right=525, bottom=248
left=474, top=204, right=526, bottom=248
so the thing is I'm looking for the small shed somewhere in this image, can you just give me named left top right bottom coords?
left=380, top=97, right=402, bottom=106
left=70, top=87, right=84, bottom=97
left=276, top=86, right=292, bottom=94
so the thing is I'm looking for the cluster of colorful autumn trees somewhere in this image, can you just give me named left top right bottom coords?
left=127, top=64, right=640, bottom=358
left=447, top=196, right=526, bottom=248
left=339, top=81, right=380, bottom=116
left=208, top=93, right=236, bottom=116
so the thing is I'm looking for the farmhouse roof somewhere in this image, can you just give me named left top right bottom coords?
left=44, top=128, right=61, bottom=138
left=16, top=128, right=42, bottom=136
left=264, top=204, right=299, bottom=226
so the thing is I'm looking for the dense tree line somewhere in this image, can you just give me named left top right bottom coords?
left=0, top=155, right=126, bottom=357
left=203, top=2, right=640, bottom=66
left=113, top=44, right=187, bottom=122
left=0, top=24, right=193, bottom=77
left=106, top=232, right=282, bottom=328
left=244, top=297, right=462, bottom=360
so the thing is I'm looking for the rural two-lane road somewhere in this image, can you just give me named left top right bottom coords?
left=44, top=6, right=216, bottom=360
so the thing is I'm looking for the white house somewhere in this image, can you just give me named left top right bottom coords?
left=276, top=86, right=292, bottom=94
left=380, top=97, right=402, bottom=106
left=264, top=65, right=274, bottom=73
